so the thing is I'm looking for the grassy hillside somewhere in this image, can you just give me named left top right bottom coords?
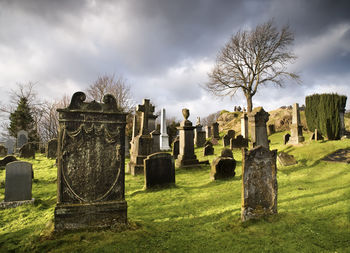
left=0, top=134, right=350, bottom=252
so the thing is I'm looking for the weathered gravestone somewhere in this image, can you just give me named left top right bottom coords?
left=160, top=108, right=171, bottom=151
left=151, top=129, right=161, bottom=153
left=267, top=124, right=276, bottom=136
left=241, top=113, right=248, bottom=138
left=19, top=142, right=35, bottom=159
left=195, top=130, right=206, bottom=147
left=0, top=145, right=7, bottom=157
left=223, top=130, right=235, bottom=147
left=283, top=133, right=291, bottom=145
left=46, top=138, right=58, bottom=159
left=241, top=146, right=278, bottom=221
left=288, top=103, right=304, bottom=144
left=203, top=141, right=214, bottom=156
left=212, top=122, right=220, bottom=139
left=54, top=92, right=127, bottom=231
left=175, top=109, right=200, bottom=168
left=144, top=152, right=175, bottom=189
left=310, top=129, right=324, bottom=141
left=129, top=99, right=155, bottom=175
left=210, top=148, right=236, bottom=180
left=5, top=139, right=15, bottom=155
left=172, top=136, right=179, bottom=159
left=248, top=107, right=270, bottom=149
left=4, top=161, right=33, bottom=202
left=17, top=130, right=28, bottom=149
left=277, top=152, right=297, bottom=166
left=205, top=126, right=212, bottom=139
left=230, top=135, right=248, bottom=149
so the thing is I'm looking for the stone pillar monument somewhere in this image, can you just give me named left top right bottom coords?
left=54, top=92, right=127, bottom=231
left=175, top=108, right=200, bottom=168
left=248, top=107, right=269, bottom=149
left=160, top=108, right=171, bottom=151
left=289, top=103, right=304, bottom=144
left=241, top=113, right=248, bottom=138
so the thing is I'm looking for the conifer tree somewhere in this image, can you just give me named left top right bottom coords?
left=8, top=97, right=35, bottom=138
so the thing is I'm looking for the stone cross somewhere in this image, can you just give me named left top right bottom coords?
left=137, top=99, right=155, bottom=135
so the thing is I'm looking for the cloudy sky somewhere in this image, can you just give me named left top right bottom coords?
left=0, top=0, right=349, bottom=122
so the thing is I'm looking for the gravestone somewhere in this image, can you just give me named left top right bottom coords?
left=205, top=126, right=212, bottom=139
left=241, top=113, right=248, bottom=138
left=310, top=129, right=324, bottom=141
left=248, top=107, right=269, bottom=149
left=160, top=108, right=171, bottom=151
left=144, top=152, right=175, bottom=189
left=175, top=109, right=200, bottom=168
left=129, top=99, right=155, bottom=175
left=203, top=141, right=214, bottom=156
left=230, top=135, right=248, bottom=149
left=0, top=155, right=17, bottom=168
left=148, top=114, right=157, bottom=133
left=5, top=161, right=33, bottom=202
left=0, top=145, right=7, bottom=157
left=277, top=152, right=297, bottom=166
left=17, top=130, right=28, bottom=149
left=46, top=138, right=58, bottom=159
left=4, top=139, right=15, bottom=155
left=19, top=142, right=35, bottom=159
left=172, top=136, right=179, bottom=159
left=223, top=130, right=235, bottom=147
left=210, top=149, right=236, bottom=180
left=195, top=130, right=206, bottom=147
left=212, top=122, right=220, bottom=139
left=54, top=92, right=127, bottom=231
left=241, top=146, right=278, bottom=221
left=151, top=129, right=161, bottom=153
left=267, top=124, right=276, bottom=136
left=283, top=133, right=291, bottom=145
left=288, top=103, right=304, bottom=144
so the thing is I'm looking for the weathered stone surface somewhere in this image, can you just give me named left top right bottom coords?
left=46, top=138, right=58, bottom=159
left=19, top=142, right=35, bottom=159
left=289, top=103, right=304, bottom=144
left=241, top=146, right=278, bottom=222
left=17, top=130, right=28, bottom=149
left=5, top=161, right=32, bottom=202
left=221, top=148, right=233, bottom=158
left=248, top=107, right=270, bottom=149
left=310, top=129, right=324, bottom=141
left=160, top=108, right=171, bottom=151
left=4, top=139, right=15, bottom=155
left=203, top=144, right=214, bottom=156
left=241, top=113, right=248, bottom=138
left=0, top=155, right=17, bottom=168
left=144, top=152, right=175, bottom=189
left=212, top=122, right=220, bottom=139
left=283, top=133, right=291, bottom=145
left=172, top=136, right=179, bottom=159
left=277, top=152, right=297, bottom=166
left=195, top=130, right=206, bottom=147
left=54, top=92, right=127, bottom=232
left=230, top=135, right=248, bottom=149
left=175, top=109, right=200, bottom=168
left=151, top=129, right=161, bottom=153
left=210, top=156, right=236, bottom=180
left=0, top=145, right=7, bottom=157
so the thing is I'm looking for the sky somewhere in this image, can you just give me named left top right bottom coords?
left=0, top=0, right=349, bottom=122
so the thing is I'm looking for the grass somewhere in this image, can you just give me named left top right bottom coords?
left=0, top=132, right=350, bottom=252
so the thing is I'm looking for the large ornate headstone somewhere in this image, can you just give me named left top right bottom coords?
left=54, top=92, right=127, bottom=231
left=241, top=113, right=248, bottom=138
left=248, top=107, right=270, bottom=149
left=212, top=122, right=220, bottom=139
left=175, top=109, right=200, bottom=168
left=160, top=108, right=171, bottom=151
left=17, top=130, right=28, bottom=149
left=241, top=146, right=278, bottom=221
left=288, top=103, right=304, bottom=144
left=46, top=138, right=58, bottom=159
left=129, top=99, right=155, bottom=175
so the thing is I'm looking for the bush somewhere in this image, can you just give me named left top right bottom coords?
left=305, top=93, right=347, bottom=140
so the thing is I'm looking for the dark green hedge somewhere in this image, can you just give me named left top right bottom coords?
left=305, top=93, right=347, bottom=140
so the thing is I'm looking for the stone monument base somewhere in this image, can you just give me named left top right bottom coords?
left=54, top=200, right=127, bottom=232
left=175, top=156, right=200, bottom=168
left=288, top=136, right=304, bottom=145
left=0, top=198, right=35, bottom=210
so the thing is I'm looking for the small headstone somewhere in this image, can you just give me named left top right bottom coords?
left=277, top=152, right=297, bottom=166
left=221, top=148, right=233, bottom=158
left=0, top=145, right=7, bottom=157
left=230, top=135, right=248, bottom=149
left=144, top=152, right=175, bottom=189
left=172, top=136, right=179, bottom=159
left=283, top=133, right=291, bottom=145
left=0, top=155, right=17, bottom=168
left=223, top=130, right=235, bottom=147
left=203, top=143, right=214, bottom=156
left=267, top=124, right=276, bottom=136
left=5, top=161, right=33, bottom=202
left=17, top=130, right=28, bottom=149
left=46, top=138, right=58, bottom=159
left=4, top=139, right=15, bottom=155
left=241, top=146, right=278, bottom=221
left=205, top=126, right=212, bottom=139
left=19, top=142, right=35, bottom=159
left=210, top=150, right=236, bottom=180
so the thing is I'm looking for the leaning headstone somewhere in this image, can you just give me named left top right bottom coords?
left=5, top=161, right=33, bottom=202
left=172, top=136, right=179, bottom=159
left=0, top=155, right=17, bottom=168
left=144, top=152, right=175, bottom=189
left=160, top=108, right=171, bottom=151
left=210, top=150, right=236, bottom=180
left=19, top=142, right=35, bottom=159
left=283, top=133, right=291, bottom=145
left=205, top=126, right=212, bottom=139
left=277, top=152, right=297, bottom=166
left=54, top=92, right=127, bottom=232
left=0, top=145, right=7, bottom=157
left=241, top=146, right=278, bottom=222
left=248, top=107, right=269, bottom=149
left=46, top=138, right=58, bottom=159
left=288, top=103, right=304, bottom=144
left=310, top=129, right=324, bottom=141
left=230, top=135, right=248, bottom=149
left=151, top=129, right=161, bottom=153
left=17, top=130, right=28, bottom=149
left=203, top=142, right=214, bottom=156
left=212, top=122, right=220, bottom=139
left=4, top=139, right=15, bottom=155
left=241, top=113, right=248, bottom=139
left=175, top=108, right=200, bottom=168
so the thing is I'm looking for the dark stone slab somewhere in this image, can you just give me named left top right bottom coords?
left=0, top=155, right=17, bottom=168
left=19, top=142, right=35, bottom=159
left=144, top=152, right=175, bottom=189
left=210, top=157, right=236, bottom=180
left=46, top=138, right=58, bottom=159
left=277, top=152, right=297, bottom=166
left=267, top=124, right=276, bottom=135
left=248, top=107, right=269, bottom=149
left=203, top=144, right=214, bottom=156
left=195, top=131, right=206, bottom=147
left=212, top=122, right=220, bottom=139
left=230, top=135, right=248, bottom=149
left=5, top=161, right=32, bottom=202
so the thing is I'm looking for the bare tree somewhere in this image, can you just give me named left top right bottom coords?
left=87, top=74, right=134, bottom=113
left=205, top=20, right=300, bottom=112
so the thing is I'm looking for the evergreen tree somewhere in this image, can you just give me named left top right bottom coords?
left=8, top=97, right=35, bottom=138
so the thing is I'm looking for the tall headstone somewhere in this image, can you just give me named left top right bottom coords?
left=17, top=130, right=28, bottom=149
left=212, top=122, right=220, bottom=139
left=151, top=129, right=160, bottom=153
left=5, top=161, right=33, bottom=202
left=144, top=152, right=175, bottom=189
left=210, top=150, right=236, bottom=180
left=289, top=103, right=304, bottom=144
left=175, top=109, right=200, bottom=168
left=241, top=113, right=248, bottom=138
left=230, top=135, right=248, bottom=149
left=248, top=107, right=269, bottom=149
left=241, top=146, right=278, bottom=221
left=195, top=131, right=206, bottom=147
left=46, top=138, right=58, bottom=159
left=203, top=141, right=214, bottom=156
left=129, top=99, right=155, bottom=175
left=54, top=92, right=127, bottom=231
left=4, top=139, right=15, bottom=155
left=205, top=126, right=212, bottom=139
left=160, top=108, right=171, bottom=151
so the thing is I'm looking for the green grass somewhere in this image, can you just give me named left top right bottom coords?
left=1, top=133, right=350, bottom=252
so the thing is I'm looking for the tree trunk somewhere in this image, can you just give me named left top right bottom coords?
left=245, top=94, right=253, bottom=113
